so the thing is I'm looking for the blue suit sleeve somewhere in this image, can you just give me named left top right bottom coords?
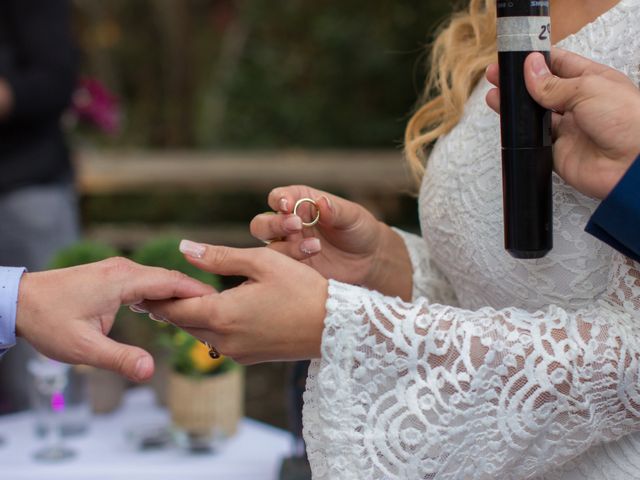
left=586, top=155, right=640, bottom=263
left=0, top=267, right=26, bottom=357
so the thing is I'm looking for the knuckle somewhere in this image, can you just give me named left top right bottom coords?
left=540, top=75, right=560, bottom=97
left=112, top=348, right=133, bottom=376
left=168, top=269, right=188, bottom=282
left=102, top=256, right=134, bottom=275
left=209, top=246, right=231, bottom=267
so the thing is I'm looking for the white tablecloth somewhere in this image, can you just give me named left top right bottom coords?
left=0, top=387, right=291, bottom=480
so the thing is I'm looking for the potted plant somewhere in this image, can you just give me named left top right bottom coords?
left=164, top=330, right=243, bottom=441
left=48, top=241, right=127, bottom=414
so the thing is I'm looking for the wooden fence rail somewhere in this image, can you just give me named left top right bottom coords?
left=76, top=149, right=414, bottom=248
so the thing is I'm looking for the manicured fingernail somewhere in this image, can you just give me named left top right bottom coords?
left=135, top=356, right=152, bottom=380
left=283, top=215, right=303, bottom=232
left=179, top=239, right=206, bottom=259
left=149, top=313, right=168, bottom=324
left=129, top=304, right=148, bottom=314
left=318, top=195, right=333, bottom=213
left=279, top=198, right=289, bottom=213
left=300, top=238, right=321, bottom=255
left=531, top=53, right=550, bottom=77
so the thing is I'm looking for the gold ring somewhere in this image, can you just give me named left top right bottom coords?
left=204, top=342, right=221, bottom=359
left=293, top=198, right=320, bottom=228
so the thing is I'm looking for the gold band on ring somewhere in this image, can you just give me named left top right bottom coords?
left=204, top=342, right=221, bottom=359
left=293, top=198, right=320, bottom=228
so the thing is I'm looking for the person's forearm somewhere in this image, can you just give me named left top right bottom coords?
left=363, top=223, right=413, bottom=300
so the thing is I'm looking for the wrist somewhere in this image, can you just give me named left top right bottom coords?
left=15, top=272, right=33, bottom=338
left=364, top=223, right=412, bottom=300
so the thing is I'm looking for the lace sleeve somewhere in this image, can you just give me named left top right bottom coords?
left=302, top=253, right=640, bottom=479
left=392, top=228, right=458, bottom=306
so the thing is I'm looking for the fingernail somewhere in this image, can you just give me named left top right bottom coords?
left=283, top=215, right=303, bottom=232
left=179, top=239, right=206, bottom=259
left=135, top=356, right=152, bottom=380
left=300, top=238, right=321, bottom=255
left=149, top=313, right=168, bottom=324
left=318, top=195, right=333, bottom=213
left=531, top=53, right=550, bottom=77
left=279, top=198, right=289, bottom=213
left=129, top=304, right=148, bottom=314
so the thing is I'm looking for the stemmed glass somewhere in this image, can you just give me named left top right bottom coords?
left=27, top=357, right=75, bottom=461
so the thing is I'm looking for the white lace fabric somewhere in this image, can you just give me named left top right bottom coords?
left=302, top=1, right=640, bottom=478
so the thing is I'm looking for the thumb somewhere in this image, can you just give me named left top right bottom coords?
left=524, top=52, right=581, bottom=113
left=315, top=194, right=363, bottom=231
left=83, top=334, right=155, bottom=382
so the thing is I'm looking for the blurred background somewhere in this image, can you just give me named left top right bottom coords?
left=0, top=0, right=452, bottom=477
left=73, top=0, right=451, bottom=427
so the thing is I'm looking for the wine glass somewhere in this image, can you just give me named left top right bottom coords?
left=27, top=357, right=75, bottom=461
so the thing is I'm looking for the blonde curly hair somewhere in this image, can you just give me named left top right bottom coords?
left=404, top=0, right=498, bottom=182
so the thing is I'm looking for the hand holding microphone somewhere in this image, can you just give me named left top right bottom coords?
left=487, top=47, right=640, bottom=200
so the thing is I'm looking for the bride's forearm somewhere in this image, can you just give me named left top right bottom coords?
left=363, top=223, right=413, bottom=301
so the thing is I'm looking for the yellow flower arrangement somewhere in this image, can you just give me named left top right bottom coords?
left=162, top=329, right=234, bottom=378
left=190, top=341, right=226, bottom=373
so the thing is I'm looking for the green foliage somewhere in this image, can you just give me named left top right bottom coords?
left=158, top=329, right=236, bottom=379
left=73, top=0, right=452, bottom=149
left=130, top=237, right=222, bottom=290
left=47, top=241, right=120, bottom=270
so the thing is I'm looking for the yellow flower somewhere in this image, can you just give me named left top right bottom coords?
left=189, top=341, right=225, bottom=373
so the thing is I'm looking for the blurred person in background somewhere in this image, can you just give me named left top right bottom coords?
left=0, top=0, right=80, bottom=413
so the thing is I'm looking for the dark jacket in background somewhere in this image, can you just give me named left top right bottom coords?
left=0, top=0, right=78, bottom=195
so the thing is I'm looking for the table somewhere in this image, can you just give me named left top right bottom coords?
left=0, top=388, right=292, bottom=480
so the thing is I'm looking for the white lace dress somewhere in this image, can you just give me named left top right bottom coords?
left=302, top=1, right=640, bottom=478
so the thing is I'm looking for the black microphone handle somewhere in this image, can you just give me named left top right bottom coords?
left=497, top=1, right=553, bottom=259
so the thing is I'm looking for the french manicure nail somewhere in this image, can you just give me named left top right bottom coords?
left=149, top=313, right=168, bottom=324
left=179, top=239, right=206, bottom=259
left=300, top=238, right=321, bottom=255
left=318, top=195, right=333, bottom=213
left=283, top=215, right=303, bottom=231
left=129, top=304, right=148, bottom=314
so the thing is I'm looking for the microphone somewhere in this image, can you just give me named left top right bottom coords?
left=497, top=1, right=553, bottom=259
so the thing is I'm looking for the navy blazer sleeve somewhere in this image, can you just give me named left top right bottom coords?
left=586, top=155, right=640, bottom=263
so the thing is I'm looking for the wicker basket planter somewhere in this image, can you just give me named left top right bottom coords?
left=167, top=367, right=244, bottom=438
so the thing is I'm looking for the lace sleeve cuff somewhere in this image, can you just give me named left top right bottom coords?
left=392, top=228, right=457, bottom=305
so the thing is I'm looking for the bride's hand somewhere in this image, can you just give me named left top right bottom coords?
left=250, top=185, right=388, bottom=288
left=141, top=241, right=328, bottom=364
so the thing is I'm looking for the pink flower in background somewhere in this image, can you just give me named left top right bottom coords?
left=71, top=77, right=121, bottom=135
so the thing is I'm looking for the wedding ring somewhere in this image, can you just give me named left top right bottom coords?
left=204, top=342, right=221, bottom=359
left=293, top=198, right=320, bottom=228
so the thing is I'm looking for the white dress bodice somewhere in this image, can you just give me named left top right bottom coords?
left=303, top=1, right=640, bottom=478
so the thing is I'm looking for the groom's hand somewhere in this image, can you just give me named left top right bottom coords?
left=486, top=48, right=640, bottom=199
left=15, top=257, right=214, bottom=382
